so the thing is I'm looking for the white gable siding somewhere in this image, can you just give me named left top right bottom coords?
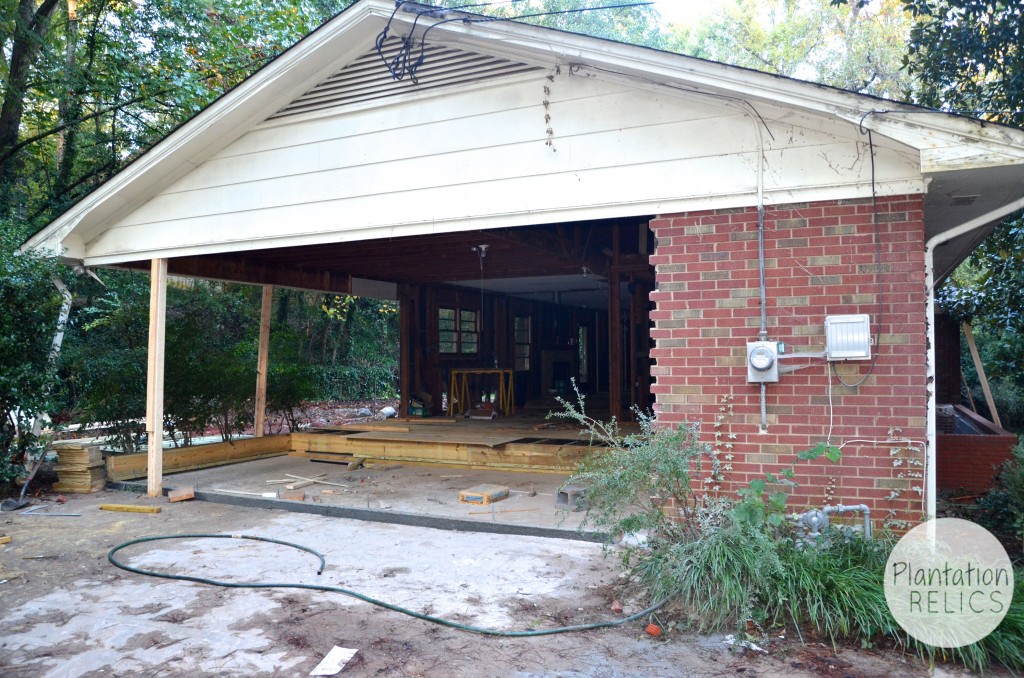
left=82, top=72, right=922, bottom=265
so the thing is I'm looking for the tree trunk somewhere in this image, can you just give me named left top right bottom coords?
left=0, top=0, right=61, bottom=210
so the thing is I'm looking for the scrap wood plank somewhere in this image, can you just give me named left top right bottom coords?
left=167, top=487, right=195, bottom=503
left=0, top=535, right=11, bottom=545
left=99, top=504, right=161, bottom=514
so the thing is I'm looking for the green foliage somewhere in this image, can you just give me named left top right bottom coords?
left=560, top=401, right=1024, bottom=670
left=58, top=273, right=150, bottom=454
left=483, top=0, right=667, bottom=47
left=0, top=226, right=61, bottom=478
left=555, top=390, right=709, bottom=555
left=165, top=281, right=260, bottom=443
left=265, top=328, right=317, bottom=433
left=658, top=521, right=784, bottom=630
left=903, top=0, right=1024, bottom=128
left=2, top=0, right=355, bottom=222
left=671, top=0, right=914, bottom=99
left=733, top=442, right=842, bottom=529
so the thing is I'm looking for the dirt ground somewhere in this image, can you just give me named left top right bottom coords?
left=0, top=491, right=960, bottom=677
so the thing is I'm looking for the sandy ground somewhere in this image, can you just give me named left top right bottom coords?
left=0, top=491, right=949, bottom=677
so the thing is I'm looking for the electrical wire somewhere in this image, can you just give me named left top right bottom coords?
left=108, top=533, right=671, bottom=638
left=830, top=117, right=883, bottom=388
left=378, top=2, right=655, bottom=82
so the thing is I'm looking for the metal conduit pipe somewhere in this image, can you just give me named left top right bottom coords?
left=823, top=503, right=872, bottom=540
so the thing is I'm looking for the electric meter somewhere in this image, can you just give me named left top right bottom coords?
left=747, top=341, right=779, bottom=383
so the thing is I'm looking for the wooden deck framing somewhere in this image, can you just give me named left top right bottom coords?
left=105, top=419, right=601, bottom=481
left=290, top=419, right=596, bottom=473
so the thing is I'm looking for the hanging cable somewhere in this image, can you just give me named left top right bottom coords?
left=109, top=534, right=670, bottom=638
left=378, top=2, right=655, bottom=83
left=831, top=116, right=883, bottom=388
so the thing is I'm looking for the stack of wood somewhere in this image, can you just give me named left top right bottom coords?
left=53, top=442, right=106, bottom=493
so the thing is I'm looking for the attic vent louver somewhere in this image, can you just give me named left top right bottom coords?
left=267, top=38, right=541, bottom=121
left=949, top=195, right=980, bottom=207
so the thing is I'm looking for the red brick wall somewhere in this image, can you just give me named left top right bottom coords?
left=649, top=196, right=928, bottom=529
left=937, top=433, right=1017, bottom=493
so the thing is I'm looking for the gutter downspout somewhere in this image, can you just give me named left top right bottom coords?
left=924, top=195, right=1024, bottom=519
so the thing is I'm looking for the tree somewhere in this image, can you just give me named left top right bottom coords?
left=907, top=1, right=1024, bottom=428
left=670, top=0, right=914, bottom=99
left=2, top=0, right=354, bottom=225
left=903, top=0, right=1023, bottom=127
left=0, top=225, right=62, bottom=477
left=479, top=0, right=667, bottom=47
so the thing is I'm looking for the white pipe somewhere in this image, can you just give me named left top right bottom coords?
left=924, top=194, right=1024, bottom=519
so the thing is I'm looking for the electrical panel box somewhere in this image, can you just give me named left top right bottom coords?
left=747, top=341, right=779, bottom=383
left=824, top=314, right=872, bottom=361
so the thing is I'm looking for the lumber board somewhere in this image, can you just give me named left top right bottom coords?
left=168, top=487, right=195, bottom=503
left=287, top=450, right=574, bottom=473
left=100, top=504, right=161, bottom=514
left=333, top=424, right=411, bottom=432
left=106, top=435, right=290, bottom=481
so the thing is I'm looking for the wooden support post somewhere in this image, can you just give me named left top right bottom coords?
left=146, top=258, right=168, bottom=498
left=962, top=322, right=1001, bottom=428
left=254, top=285, right=273, bottom=437
left=399, top=287, right=413, bottom=418
left=607, top=271, right=623, bottom=422
left=607, top=224, right=623, bottom=421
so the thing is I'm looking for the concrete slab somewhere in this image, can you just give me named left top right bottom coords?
left=154, top=456, right=591, bottom=535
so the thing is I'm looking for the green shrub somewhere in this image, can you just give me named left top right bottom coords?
left=555, top=391, right=708, bottom=557
left=556, top=397, right=1024, bottom=673
left=0, top=229, right=62, bottom=478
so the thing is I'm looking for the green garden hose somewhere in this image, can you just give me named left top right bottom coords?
left=108, top=533, right=669, bottom=637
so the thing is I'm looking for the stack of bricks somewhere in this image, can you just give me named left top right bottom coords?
left=648, top=195, right=928, bottom=528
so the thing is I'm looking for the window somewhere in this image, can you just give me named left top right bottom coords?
left=514, top=316, right=531, bottom=370
left=460, top=309, right=479, bottom=354
left=439, top=307, right=478, bottom=354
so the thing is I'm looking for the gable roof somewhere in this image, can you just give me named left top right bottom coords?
left=22, top=0, right=1024, bottom=284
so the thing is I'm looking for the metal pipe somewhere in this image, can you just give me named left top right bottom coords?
left=823, top=503, right=872, bottom=540
left=924, top=194, right=1024, bottom=519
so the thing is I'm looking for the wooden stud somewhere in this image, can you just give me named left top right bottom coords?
left=254, top=285, right=273, bottom=437
left=963, top=322, right=1001, bottom=428
left=0, top=535, right=12, bottom=545
left=100, top=504, right=162, bottom=514
left=399, top=287, right=413, bottom=418
left=146, top=258, right=168, bottom=498
left=607, top=270, right=623, bottom=422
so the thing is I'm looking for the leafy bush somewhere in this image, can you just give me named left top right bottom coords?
left=556, top=396, right=1024, bottom=672
left=313, top=364, right=397, bottom=401
left=0, top=229, right=62, bottom=481
left=556, top=394, right=707, bottom=553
